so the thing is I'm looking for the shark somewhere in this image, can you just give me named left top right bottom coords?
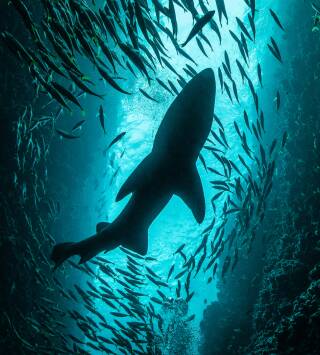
left=51, top=68, right=216, bottom=268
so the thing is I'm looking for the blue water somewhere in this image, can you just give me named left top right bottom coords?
left=47, top=0, right=289, bottom=353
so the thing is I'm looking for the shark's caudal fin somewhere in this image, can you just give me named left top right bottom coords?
left=51, top=220, right=148, bottom=269
left=51, top=222, right=111, bottom=269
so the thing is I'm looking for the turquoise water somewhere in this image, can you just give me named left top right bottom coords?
left=45, top=1, right=289, bottom=353
left=2, top=0, right=320, bottom=353
left=1, top=0, right=300, bottom=353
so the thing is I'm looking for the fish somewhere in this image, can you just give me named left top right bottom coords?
left=175, top=268, right=188, bottom=280
left=199, top=153, right=208, bottom=171
left=248, top=14, right=256, bottom=41
left=98, top=105, right=106, bottom=134
left=167, top=264, right=175, bottom=281
left=51, top=69, right=216, bottom=267
left=224, top=51, right=231, bottom=74
left=215, top=0, right=228, bottom=25
left=69, top=71, right=104, bottom=100
left=229, top=30, right=248, bottom=66
left=268, top=37, right=282, bottom=63
left=269, top=9, right=285, bottom=31
left=257, top=64, right=263, bottom=87
left=96, top=63, right=131, bottom=95
left=243, top=110, right=251, bottom=132
left=55, top=128, right=80, bottom=139
left=231, top=80, right=239, bottom=103
left=196, top=37, right=208, bottom=57
left=181, top=11, right=215, bottom=47
left=275, top=91, right=281, bottom=111
left=51, top=81, right=84, bottom=111
left=186, top=291, right=195, bottom=302
left=118, top=42, right=151, bottom=82
left=106, top=132, right=126, bottom=151
left=281, top=131, right=288, bottom=148
left=174, top=243, right=186, bottom=255
left=218, top=67, right=224, bottom=92
left=269, top=139, right=278, bottom=156
left=156, top=78, right=173, bottom=95
left=236, top=59, right=248, bottom=83
left=224, top=82, right=233, bottom=103
left=139, top=88, right=159, bottom=103
left=168, top=79, right=179, bottom=95
left=236, top=17, right=252, bottom=41
left=176, top=280, right=181, bottom=298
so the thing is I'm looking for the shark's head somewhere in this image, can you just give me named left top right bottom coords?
left=153, top=68, right=216, bottom=164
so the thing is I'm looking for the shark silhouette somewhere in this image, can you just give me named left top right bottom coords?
left=51, top=68, right=216, bottom=268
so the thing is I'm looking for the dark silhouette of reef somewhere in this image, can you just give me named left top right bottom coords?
left=200, top=2, right=320, bottom=354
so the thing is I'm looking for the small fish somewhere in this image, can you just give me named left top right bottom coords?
left=231, top=80, right=239, bottom=103
left=215, top=0, right=228, bottom=25
left=139, top=88, right=159, bottom=103
left=167, top=264, right=175, bottom=282
left=176, top=280, right=181, bottom=298
left=107, top=132, right=126, bottom=150
left=199, top=153, right=208, bottom=171
left=97, top=63, right=131, bottom=95
left=185, top=291, right=195, bottom=302
left=224, top=51, right=231, bottom=74
left=269, top=139, right=277, bottom=156
left=257, top=64, right=262, bottom=87
left=196, top=37, right=208, bottom=57
left=156, top=78, right=173, bottom=95
left=55, top=128, right=80, bottom=139
left=218, top=67, right=224, bottom=92
left=175, top=268, right=188, bottom=280
left=145, top=266, right=160, bottom=279
left=110, top=312, right=128, bottom=318
left=71, top=120, right=86, bottom=132
left=243, top=110, right=251, bottom=132
left=98, top=105, right=106, bottom=134
left=275, top=91, right=281, bottom=111
left=174, top=243, right=186, bottom=255
left=269, top=9, right=285, bottom=31
left=168, top=80, right=179, bottom=95
left=248, top=14, right=256, bottom=41
left=268, top=37, right=282, bottom=63
left=150, top=296, right=163, bottom=305
left=236, top=59, right=248, bottom=83
left=181, top=11, right=215, bottom=47
left=281, top=131, right=288, bottom=148
left=69, top=71, right=104, bottom=99
left=236, top=17, right=253, bottom=41
left=223, top=82, right=233, bottom=103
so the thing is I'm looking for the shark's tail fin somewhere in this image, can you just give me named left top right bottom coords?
left=51, top=223, right=112, bottom=269
left=51, top=236, right=108, bottom=269
left=50, top=221, right=147, bottom=269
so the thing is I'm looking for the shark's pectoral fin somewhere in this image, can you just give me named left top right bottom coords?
left=123, top=229, right=148, bottom=256
left=175, top=165, right=205, bottom=223
left=116, top=154, right=154, bottom=202
left=96, top=222, right=110, bottom=233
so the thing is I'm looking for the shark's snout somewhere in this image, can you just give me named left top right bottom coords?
left=193, top=68, right=215, bottom=95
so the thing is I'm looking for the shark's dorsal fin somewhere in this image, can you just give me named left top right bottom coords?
left=116, top=155, right=154, bottom=202
left=96, top=222, right=110, bottom=233
left=175, top=165, right=205, bottom=223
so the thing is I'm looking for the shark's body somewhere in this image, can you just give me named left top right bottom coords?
left=51, top=68, right=216, bottom=267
